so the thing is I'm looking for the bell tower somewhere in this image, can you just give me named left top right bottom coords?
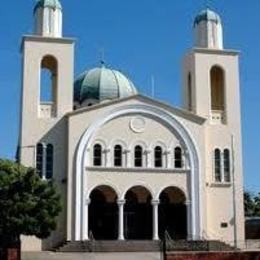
left=182, top=8, right=245, bottom=248
left=19, top=0, right=74, bottom=164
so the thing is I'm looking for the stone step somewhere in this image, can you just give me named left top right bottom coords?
left=56, top=240, right=235, bottom=253
left=57, top=240, right=162, bottom=252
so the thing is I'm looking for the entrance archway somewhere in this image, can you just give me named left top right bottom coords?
left=89, top=185, right=118, bottom=240
left=124, top=186, right=153, bottom=240
left=159, top=187, right=187, bottom=240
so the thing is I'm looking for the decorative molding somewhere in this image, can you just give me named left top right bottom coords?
left=86, top=166, right=189, bottom=174
left=74, top=104, right=201, bottom=241
left=130, top=116, right=146, bottom=133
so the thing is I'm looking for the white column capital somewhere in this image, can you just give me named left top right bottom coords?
left=85, top=198, right=91, bottom=205
left=185, top=200, right=191, bottom=206
left=117, top=199, right=126, bottom=205
left=151, top=199, right=160, bottom=206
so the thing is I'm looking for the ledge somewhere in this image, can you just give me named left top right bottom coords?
left=86, top=166, right=190, bottom=174
left=209, top=182, right=232, bottom=188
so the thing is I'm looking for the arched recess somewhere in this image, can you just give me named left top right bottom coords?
left=40, top=55, right=57, bottom=103
left=89, top=185, right=118, bottom=240
left=124, top=186, right=153, bottom=240
left=40, top=55, right=58, bottom=117
left=159, top=187, right=187, bottom=239
left=210, top=66, right=225, bottom=111
left=74, top=104, right=201, bottom=241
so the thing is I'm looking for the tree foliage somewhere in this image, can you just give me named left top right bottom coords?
left=244, top=191, right=260, bottom=217
left=0, top=159, right=62, bottom=242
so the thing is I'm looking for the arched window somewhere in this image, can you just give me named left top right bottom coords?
left=114, top=145, right=123, bottom=167
left=210, top=66, right=225, bottom=111
left=154, top=146, right=163, bottom=168
left=223, top=149, right=231, bottom=182
left=93, top=144, right=102, bottom=166
left=188, top=73, right=192, bottom=111
left=174, top=147, right=183, bottom=168
left=46, top=144, right=54, bottom=179
left=134, top=145, right=143, bottom=167
left=36, top=143, right=44, bottom=178
left=40, top=56, right=57, bottom=103
left=214, top=149, right=221, bottom=182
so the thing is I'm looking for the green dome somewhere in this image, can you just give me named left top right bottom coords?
left=194, top=9, right=221, bottom=27
left=34, top=0, right=62, bottom=13
left=74, top=65, right=138, bottom=107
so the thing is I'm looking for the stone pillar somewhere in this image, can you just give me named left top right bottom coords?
left=117, top=199, right=125, bottom=240
left=152, top=199, right=160, bottom=240
left=145, top=150, right=152, bottom=168
left=164, top=150, right=171, bottom=168
left=83, top=198, right=91, bottom=240
left=104, top=149, right=111, bottom=167
left=124, top=149, right=131, bottom=167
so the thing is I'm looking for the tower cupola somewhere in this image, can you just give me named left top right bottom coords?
left=194, top=8, right=223, bottom=49
left=34, top=0, right=63, bottom=37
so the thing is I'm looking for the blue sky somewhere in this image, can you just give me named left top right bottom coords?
left=0, top=1, right=259, bottom=192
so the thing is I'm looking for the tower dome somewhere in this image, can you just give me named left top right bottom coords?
left=34, top=0, right=63, bottom=37
left=193, top=8, right=223, bottom=49
left=74, top=65, right=138, bottom=108
left=34, top=0, right=62, bottom=12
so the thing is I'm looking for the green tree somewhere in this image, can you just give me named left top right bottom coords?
left=244, top=191, right=260, bottom=217
left=0, top=159, right=62, bottom=245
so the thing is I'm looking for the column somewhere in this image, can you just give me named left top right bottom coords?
left=145, top=150, right=152, bottom=168
left=83, top=198, right=91, bottom=240
left=117, top=199, right=125, bottom=240
left=152, top=199, right=160, bottom=240
left=124, top=149, right=131, bottom=167
left=104, top=148, right=111, bottom=167
left=164, top=150, right=171, bottom=168
left=186, top=200, right=192, bottom=240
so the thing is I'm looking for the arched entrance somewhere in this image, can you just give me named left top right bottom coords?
left=124, top=186, right=153, bottom=240
left=89, top=185, right=118, bottom=240
left=159, top=187, right=187, bottom=240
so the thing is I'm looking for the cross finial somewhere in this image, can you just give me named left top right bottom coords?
left=205, top=0, right=212, bottom=9
left=99, top=47, right=106, bottom=67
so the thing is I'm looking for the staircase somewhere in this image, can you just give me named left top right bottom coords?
left=55, top=239, right=235, bottom=253
left=165, top=240, right=235, bottom=252
left=56, top=240, right=162, bottom=252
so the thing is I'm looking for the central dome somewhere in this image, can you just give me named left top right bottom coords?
left=74, top=65, right=138, bottom=108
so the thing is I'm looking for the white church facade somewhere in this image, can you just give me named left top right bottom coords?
left=18, top=0, right=245, bottom=251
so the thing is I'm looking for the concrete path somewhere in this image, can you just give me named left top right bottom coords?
left=22, top=252, right=162, bottom=260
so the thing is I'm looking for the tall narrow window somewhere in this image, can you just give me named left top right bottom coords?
left=93, top=144, right=102, bottom=166
left=223, top=149, right=231, bottom=182
left=154, top=146, right=163, bottom=168
left=214, top=149, right=221, bottom=182
left=114, top=145, right=123, bottom=167
left=174, top=147, right=183, bottom=168
left=210, top=66, right=225, bottom=111
left=36, top=143, right=44, bottom=178
left=46, top=144, right=54, bottom=179
left=135, top=145, right=143, bottom=167
left=188, top=73, right=192, bottom=111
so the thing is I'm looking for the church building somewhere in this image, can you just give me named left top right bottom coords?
left=18, top=0, right=245, bottom=251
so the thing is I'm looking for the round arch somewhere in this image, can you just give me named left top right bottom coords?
left=158, top=186, right=187, bottom=239
left=74, top=103, right=201, bottom=241
left=124, top=186, right=153, bottom=240
left=88, top=185, right=118, bottom=240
